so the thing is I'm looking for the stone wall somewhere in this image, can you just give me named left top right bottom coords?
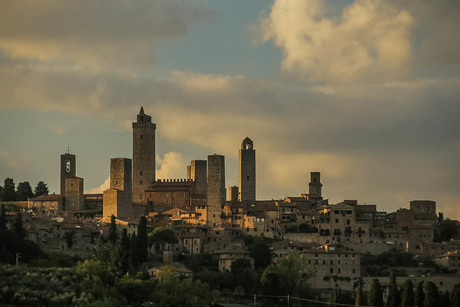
left=207, top=154, right=225, bottom=227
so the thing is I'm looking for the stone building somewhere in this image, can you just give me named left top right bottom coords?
left=60, top=153, right=76, bottom=197
left=132, top=107, right=156, bottom=204
left=207, top=154, right=225, bottom=227
left=238, top=137, right=255, bottom=202
left=103, top=158, right=132, bottom=219
left=300, top=245, right=361, bottom=291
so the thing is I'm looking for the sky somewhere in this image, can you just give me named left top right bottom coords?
left=0, top=0, right=459, bottom=219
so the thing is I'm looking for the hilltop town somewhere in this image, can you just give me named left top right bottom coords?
left=1, top=107, right=459, bottom=305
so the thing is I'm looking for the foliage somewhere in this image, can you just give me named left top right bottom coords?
left=355, top=280, right=365, bottom=307
left=401, top=279, right=415, bottom=307
left=261, top=253, right=311, bottom=298
left=441, top=291, right=450, bottom=307
left=245, top=234, right=273, bottom=269
left=330, top=284, right=343, bottom=306
left=148, top=226, right=178, bottom=253
left=135, top=215, right=148, bottom=263
left=64, top=230, right=76, bottom=248
left=0, top=228, right=44, bottom=264
left=231, top=258, right=252, bottom=272
left=16, top=181, right=34, bottom=201
left=415, top=281, right=425, bottom=307
left=1, top=178, right=16, bottom=201
left=368, top=278, right=383, bottom=307
left=0, top=204, right=6, bottom=230
left=434, top=219, right=459, bottom=243
left=119, top=228, right=130, bottom=274
left=361, top=249, right=418, bottom=276
left=13, top=212, right=25, bottom=238
left=107, top=215, right=118, bottom=245
left=452, top=284, right=460, bottom=307
left=424, top=281, right=439, bottom=307
left=387, top=271, right=401, bottom=307
left=34, top=181, right=49, bottom=197
left=299, top=223, right=319, bottom=233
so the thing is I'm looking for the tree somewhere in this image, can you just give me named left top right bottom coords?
left=34, top=181, right=49, bottom=197
left=355, top=280, right=365, bottom=307
left=107, top=215, right=118, bottom=245
left=130, top=233, right=139, bottom=269
left=368, top=279, right=383, bottom=307
left=387, top=271, right=401, bottom=307
left=424, top=281, right=439, bottom=307
left=119, top=228, right=130, bottom=274
left=2, top=178, right=16, bottom=201
left=247, top=235, right=272, bottom=269
left=16, top=182, right=34, bottom=201
left=0, top=204, right=6, bottom=230
left=64, top=230, right=76, bottom=248
left=401, top=279, right=415, bottom=307
left=441, top=291, right=450, bottom=307
left=149, top=227, right=177, bottom=253
left=452, top=284, right=460, bottom=307
left=415, top=281, right=425, bottom=307
left=13, top=212, right=25, bottom=238
left=330, top=284, right=343, bottom=307
left=135, top=216, right=148, bottom=263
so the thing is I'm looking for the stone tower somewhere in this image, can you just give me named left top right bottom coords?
left=308, top=172, right=322, bottom=200
left=190, top=160, right=207, bottom=195
left=132, top=107, right=156, bottom=204
left=207, top=154, right=225, bottom=227
left=103, top=158, right=133, bottom=218
left=238, top=137, right=255, bottom=202
left=60, top=153, right=76, bottom=196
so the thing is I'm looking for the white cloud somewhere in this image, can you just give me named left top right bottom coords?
left=156, top=152, right=187, bottom=179
left=258, top=0, right=414, bottom=83
left=85, top=177, right=110, bottom=194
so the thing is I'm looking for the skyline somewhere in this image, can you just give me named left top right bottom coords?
left=0, top=0, right=459, bottom=218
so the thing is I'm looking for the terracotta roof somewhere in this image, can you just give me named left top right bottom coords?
left=30, top=193, right=61, bottom=201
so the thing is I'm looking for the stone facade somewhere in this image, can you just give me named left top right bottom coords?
left=103, top=158, right=132, bottom=218
left=65, top=177, right=84, bottom=211
left=190, top=160, right=207, bottom=195
left=308, top=172, right=322, bottom=200
left=238, top=137, right=255, bottom=201
left=207, top=154, right=225, bottom=227
left=132, top=107, right=156, bottom=204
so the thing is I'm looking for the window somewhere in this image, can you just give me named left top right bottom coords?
left=330, top=268, right=334, bottom=273
left=140, top=180, right=143, bottom=184
left=335, top=219, right=339, bottom=223
left=140, top=171, right=143, bottom=176
left=140, top=135, right=143, bottom=139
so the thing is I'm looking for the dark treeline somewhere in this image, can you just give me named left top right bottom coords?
left=0, top=177, right=49, bottom=201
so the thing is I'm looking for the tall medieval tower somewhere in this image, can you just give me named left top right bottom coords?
left=308, top=172, right=322, bottom=200
left=132, top=107, right=156, bottom=204
left=207, top=154, right=225, bottom=227
left=238, top=137, right=255, bottom=202
left=60, top=153, right=76, bottom=196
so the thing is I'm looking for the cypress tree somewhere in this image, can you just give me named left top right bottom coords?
left=452, top=284, right=460, bottom=307
left=355, top=280, right=365, bottom=307
left=13, top=212, right=25, bottom=238
left=119, top=228, right=130, bottom=274
left=424, top=281, right=439, bottom=307
left=0, top=204, right=6, bottom=230
left=368, top=278, right=384, bottom=307
left=330, top=284, right=342, bottom=307
left=387, top=270, right=401, bottom=307
left=415, top=281, right=424, bottom=307
left=130, top=233, right=138, bottom=270
left=401, top=279, right=415, bottom=307
left=441, top=291, right=450, bottom=307
left=108, top=215, right=118, bottom=244
left=2, top=178, right=16, bottom=201
left=136, top=215, right=148, bottom=263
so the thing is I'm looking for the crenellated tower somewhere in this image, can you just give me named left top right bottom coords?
left=132, top=107, right=156, bottom=204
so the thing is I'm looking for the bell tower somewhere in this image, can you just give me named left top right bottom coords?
left=132, top=107, right=156, bottom=204
left=60, top=152, right=76, bottom=196
left=238, top=137, right=256, bottom=202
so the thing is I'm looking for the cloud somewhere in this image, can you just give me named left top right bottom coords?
left=0, top=151, right=30, bottom=170
left=156, top=152, right=187, bottom=179
left=0, top=0, right=212, bottom=74
left=85, top=177, right=110, bottom=194
left=258, top=0, right=414, bottom=83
